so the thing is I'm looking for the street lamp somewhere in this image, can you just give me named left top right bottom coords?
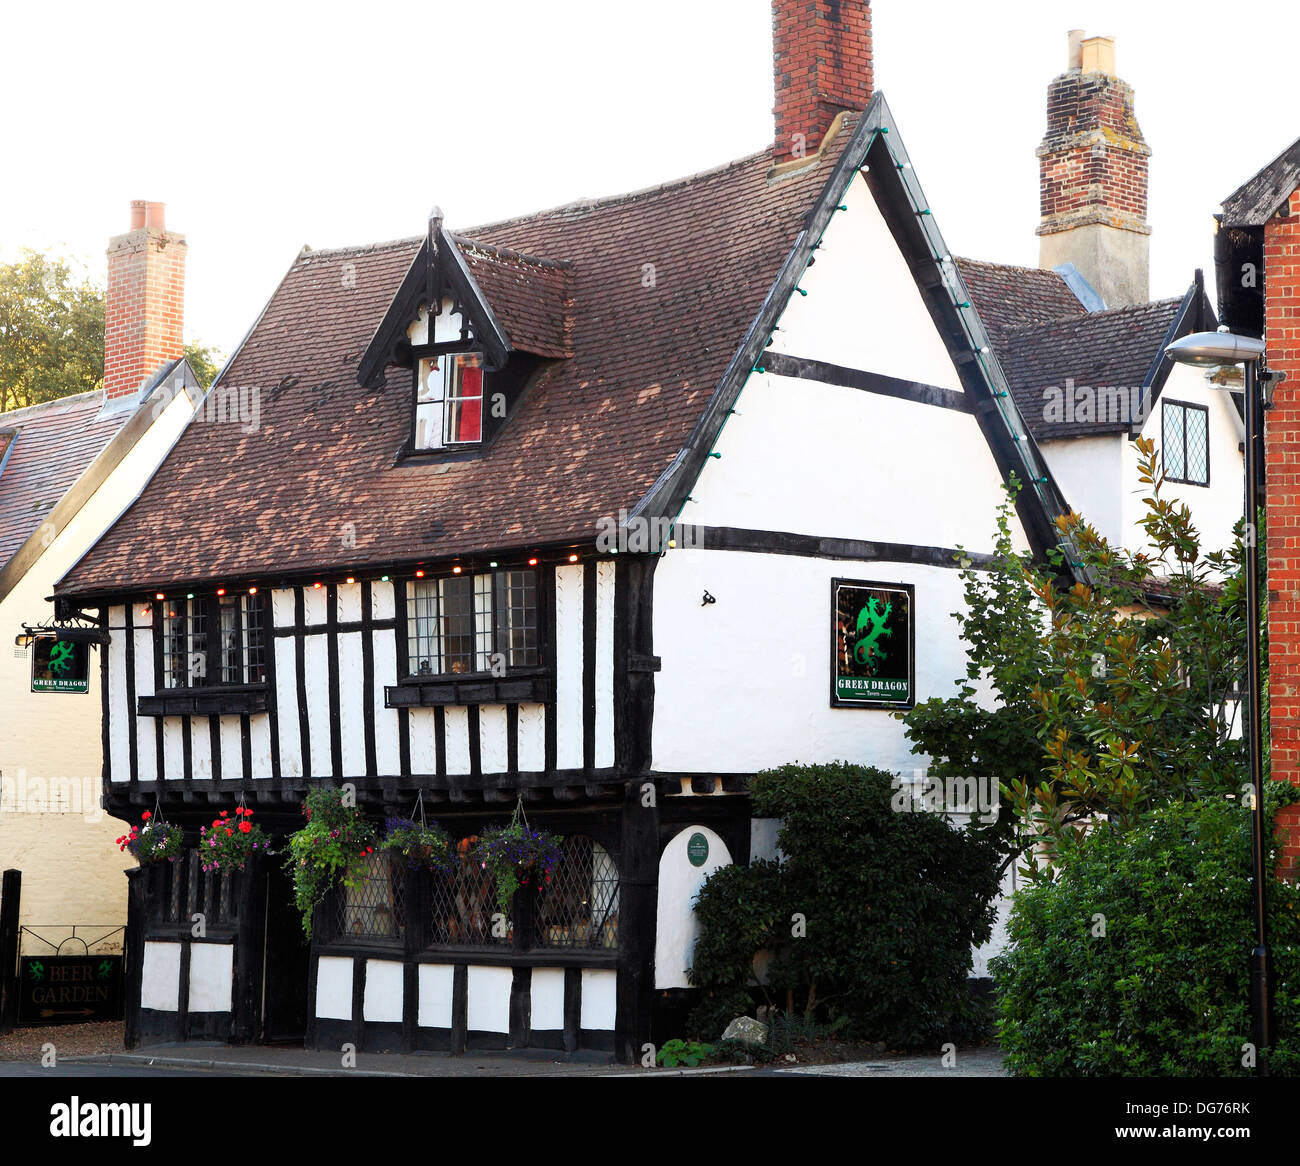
left=1165, top=328, right=1272, bottom=1069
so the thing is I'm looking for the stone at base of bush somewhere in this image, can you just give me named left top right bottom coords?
left=722, top=1016, right=769, bottom=1046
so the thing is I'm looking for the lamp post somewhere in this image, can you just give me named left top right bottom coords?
left=1165, top=329, right=1272, bottom=1068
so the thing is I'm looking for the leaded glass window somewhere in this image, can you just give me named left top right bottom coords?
left=406, top=568, right=539, bottom=677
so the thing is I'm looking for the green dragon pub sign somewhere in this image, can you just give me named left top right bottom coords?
left=31, top=635, right=89, bottom=694
left=831, top=579, right=914, bottom=709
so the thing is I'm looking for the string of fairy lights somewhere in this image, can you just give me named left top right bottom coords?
left=141, top=112, right=1082, bottom=611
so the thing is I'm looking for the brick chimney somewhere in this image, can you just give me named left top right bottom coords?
left=104, top=200, right=186, bottom=402
left=772, top=0, right=872, bottom=166
left=1037, top=32, right=1150, bottom=307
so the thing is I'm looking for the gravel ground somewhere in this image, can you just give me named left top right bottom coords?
left=0, top=1021, right=124, bottom=1062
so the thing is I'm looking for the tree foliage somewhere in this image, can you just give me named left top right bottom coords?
left=904, top=440, right=1254, bottom=879
left=0, top=247, right=222, bottom=413
left=0, top=249, right=104, bottom=411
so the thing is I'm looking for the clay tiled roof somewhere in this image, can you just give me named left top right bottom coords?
left=455, top=239, right=574, bottom=359
left=994, top=298, right=1184, bottom=439
left=0, top=392, right=127, bottom=568
left=57, top=125, right=857, bottom=597
left=956, top=258, right=1087, bottom=332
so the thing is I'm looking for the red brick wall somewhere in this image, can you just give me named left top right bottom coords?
left=104, top=207, right=186, bottom=401
left=1038, top=72, right=1149, bottom=231
left=1265, top=187, right=1300, bottom=878
left=772, top=0, right=872, bottom=165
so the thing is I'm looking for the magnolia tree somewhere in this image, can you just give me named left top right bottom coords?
left=904, top=436, right=1253, bottom=879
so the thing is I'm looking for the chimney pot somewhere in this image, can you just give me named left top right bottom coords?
left=1081, top=36, right=1116, bottom=76
left=1067, top=29, right=1085, bottom=70
left=144, top=201, right=166, bottom=231
left=129, top=200, right=147, bottom=230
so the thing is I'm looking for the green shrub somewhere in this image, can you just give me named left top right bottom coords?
left=688, top=762, right=1003, bottom=1048
left=992, top=794, right=1300, bottom=1076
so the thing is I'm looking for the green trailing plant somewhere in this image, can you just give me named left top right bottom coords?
left=285, top=789, right=376, bottom=937
left=992, top=791, right=1300, bottom=1076
left=470, top=803, right=562, bottom=915
left=381, top=816, right=453, bottom=872
left=655, top=1038, right=714, bottom=1068
left=199, top=806, right=270, bottom=873
left=115, top=810, right=183, bottom=864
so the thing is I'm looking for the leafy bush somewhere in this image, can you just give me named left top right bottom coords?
left=992, top=794, right=1300, bottom=1076
left=655, top=1038, right=714, bottom=1067
left=688, top=762, right=1002, bottom=1048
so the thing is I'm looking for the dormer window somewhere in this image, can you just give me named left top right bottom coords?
left=415, top=352, right=484, bottom=449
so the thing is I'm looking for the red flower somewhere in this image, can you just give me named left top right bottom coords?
left=220, top=811, right=228, bottom=818
left=239, top=821, right=252, bottom=834
left=226, top=829, right=234, bottom=837
left=212, top=820, right=222, bottom=829
left=141, top=811, right=152, bottom=820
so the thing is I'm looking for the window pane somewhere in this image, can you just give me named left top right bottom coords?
left=1186, top=408, right=1208, bottom=484
left=1163, top=404, right=1186, bottom=479
left=187, top=597, right=208, bottom=685
left=219, top=595, right=240, bottom=683
left=243, top=594, right=266, bottom=684
left=444, top=357, right=483, bottom=444
left=474, top=572, right=493, bottom=671
left=439, top=575, right=476, bottom=673
left=414, top=358, right=444, bottom=450
left=495, top=569, right=538, bottom=667
left=163, top=603, right=186, bottom=688
left=408, top=580, right=440, bottom=676
left=337, top=852, right=405, bottom=943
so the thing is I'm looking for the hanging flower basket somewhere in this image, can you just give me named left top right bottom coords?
left=116, top=811, right=183, bottom=865
left=471, top=820, right=563, bottom=915
left=285, top=789, right=376, bottom=938
left=381, top=816, right=454, bottom=873
left=200, top=806, right=270, bottom=873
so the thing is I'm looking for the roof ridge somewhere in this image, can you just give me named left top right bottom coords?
left=0, top=388, right=105, bottom=424
left=1000, top=296, right=1183, bottom=336
left=450, top=235, right=574, bottom=271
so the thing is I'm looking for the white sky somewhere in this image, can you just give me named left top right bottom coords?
left=2, top=0, right=1296, bottom=358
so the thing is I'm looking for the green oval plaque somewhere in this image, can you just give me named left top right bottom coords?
left=687, top=832, right=709, bottom=867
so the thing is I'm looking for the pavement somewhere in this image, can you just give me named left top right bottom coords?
left=54, top=1041, right=1007, bottom=1077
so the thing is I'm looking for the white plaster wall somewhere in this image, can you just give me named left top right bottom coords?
left=418, top=964, right=454, bottom=1028
left=303, top=587, right=327, bottom=626
left=1039, top=435, right=1126, bottom=546
left=132, top=614, right=156, bottom=784
left=554, top=564, right=583, bottom=770
left=189, top=715, right=211, bottom=780
left=595, top=561, right=615, bottom=768
left=769, top=173, right=964, bottom=392
left=407, top=300, right=465, bottom=347
left=479, top=705, right=509, bottom=774
left=107, top=609, right=129, bottom=782
left=249, top=714, right=272, bottom=779
left=0, top=386, right=195, bottom=924
left=338, top=632, right=366, bottom=776
left=362, top=959, right=403, bottom=1022
left=409, top=708, right=437, bottom=775
left=1131, top=364, right=1244, bottom=560
left=654, top=826, right=733, bottom=989
left=140, top=941, right=181, bottom=1011
left=970, top=864, right=1019, bottom=979
left=187, top=942, right=234, bottom=1012
left=517, top=702, right=545, bottom=772
left=690, top=382, right=1012, bottom=550
left=652, top=552, right=974, bottom=773
left=219, top=715, right=242, bottom=781
left=271, top=588, right=295, bottom=631
left=580, top=969, right=617, bottom=1030
left=337, top=582, right=362, bottom=624
left=273, top=636, right=302, bottom=778
left=373, top=633, right=400, bottom=776
left=370, top=581, right=395, bottom=622
left=466, top=965, right=511, bottom=1032
left=444, top=706, right=471, bottom=774
left=749, top=819, right=785, bottom=863
left=303, top=635, right=330, bottom=776
left=163, top=719, right=183, bottom=781
left=315, top=956, right=353, bottom=1020
left=531, top=968, right=565, bottom=1030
